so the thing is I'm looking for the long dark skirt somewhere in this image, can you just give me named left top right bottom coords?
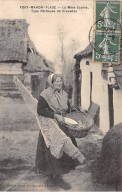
left=35, top=123, right=79, bottom=176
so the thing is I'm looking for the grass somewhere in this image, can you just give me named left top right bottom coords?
left=0, top=97, right=39, bottom=173
left=0, top=97, right=39, bottom=131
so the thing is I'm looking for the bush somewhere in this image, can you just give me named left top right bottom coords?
left=93, top=123, right=122, bottom=188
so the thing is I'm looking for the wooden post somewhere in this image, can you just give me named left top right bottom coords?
left=72, top=59, right=81, bottom=109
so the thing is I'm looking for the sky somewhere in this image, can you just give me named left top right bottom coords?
left=0, top=0, right=93, bottom=65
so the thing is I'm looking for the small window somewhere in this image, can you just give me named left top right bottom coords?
left=9, top=20, right=16, bottom=25
left=27, top=47, right=31, bottom=53
left=86, top=61, right=89, bottom=65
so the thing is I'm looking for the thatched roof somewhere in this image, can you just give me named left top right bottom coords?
left=0, top=19, right=54, bottom=73
left=0, top=19, right=28, bottom=62
left=24, top=53, right=54, bottom=73
left=74, top=44, right=92, bottom=60
left=24, top=34, right=54, bottom=73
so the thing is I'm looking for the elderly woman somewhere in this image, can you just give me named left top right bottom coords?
left=35, top=74, right=85, bottom=185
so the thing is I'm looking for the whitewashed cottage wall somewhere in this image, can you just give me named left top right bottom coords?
left=79, top=58, right=122, bottom=134
left=80, top=57, right=91, bottom=110
left=113, top=89, right=122, bottom=125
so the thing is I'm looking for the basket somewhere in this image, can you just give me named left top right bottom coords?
left=65, top=111, right=94, bottom=138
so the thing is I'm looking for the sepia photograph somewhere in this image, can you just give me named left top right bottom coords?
left=0, top=0, right=122, bottom=192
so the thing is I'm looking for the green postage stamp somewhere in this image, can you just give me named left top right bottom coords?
left=93, top=0, right=121, bottom=63
left=94, top=32, right=120, bottom=62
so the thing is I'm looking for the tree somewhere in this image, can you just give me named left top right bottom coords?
left=54, top=26, right=81, bottom=100
left=54, top=25, right=66, bottom=74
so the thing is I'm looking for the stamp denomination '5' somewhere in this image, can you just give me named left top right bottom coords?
left=93, top=0, right=121, bottom=63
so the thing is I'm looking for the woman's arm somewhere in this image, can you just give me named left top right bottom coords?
left=37, top=96, right=65, bottom=124
left=37, top=96, right=54, bottom=118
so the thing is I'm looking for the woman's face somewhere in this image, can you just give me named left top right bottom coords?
left=53, top=77, right=63, bottom=90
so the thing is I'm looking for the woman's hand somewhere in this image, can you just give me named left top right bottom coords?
left=54, top=114, right=65, bottom=125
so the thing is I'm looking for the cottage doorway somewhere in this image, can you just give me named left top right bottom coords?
left=90, top=72, right=93, bottom=103
left=108, top=85, right=114, bottom=128
left=31, top=75, right=40, bottom=99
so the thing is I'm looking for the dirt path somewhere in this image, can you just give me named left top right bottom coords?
left=1, top=165, right=116, bottom=191
left=1, top=167, right=94, bottom=191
